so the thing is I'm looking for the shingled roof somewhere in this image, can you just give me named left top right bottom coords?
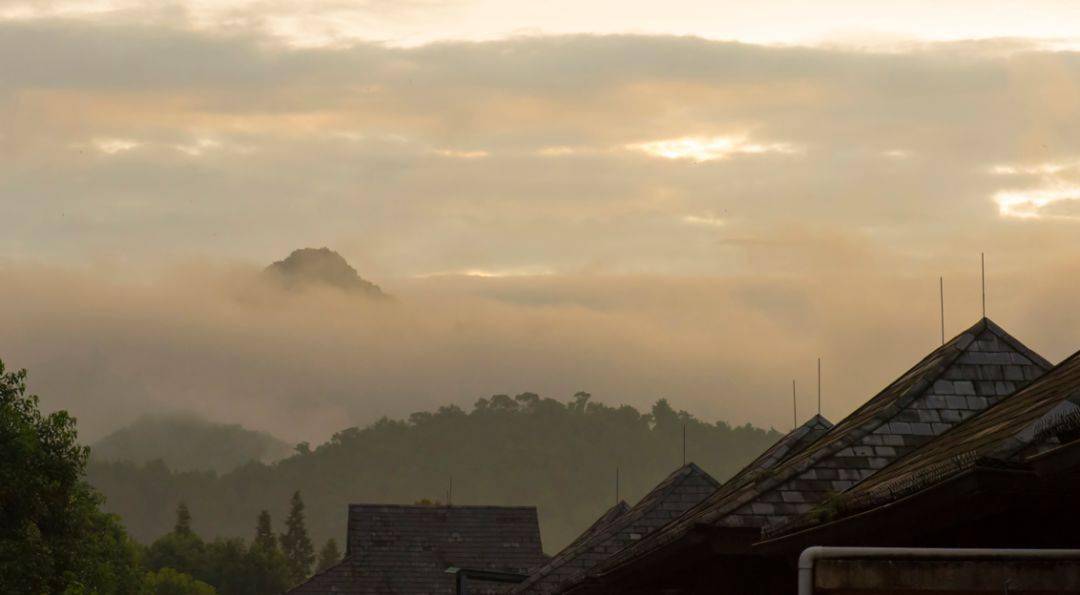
left=514, top=463, right=718, bottom=594
left=561, top=501, right=630, bottom=554
left=723, top=414, right=833, bottom=489
left=290, top=504, right=547, bottom=594
left=765, top=347, right=1080, bottom=539
left=587, top=318, right=1050, bottom=578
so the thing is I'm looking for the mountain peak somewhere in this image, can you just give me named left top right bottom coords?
left=265, top=247, right=387, bottom=297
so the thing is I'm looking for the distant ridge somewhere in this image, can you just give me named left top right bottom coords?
left=265, top=247, right=387, bottom=298
left=92, top=412, right=293, bottom=473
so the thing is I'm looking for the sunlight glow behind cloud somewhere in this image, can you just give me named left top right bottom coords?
left=175, top=138, right=222, bottom=157
left=434, top=148, right=490, bottom=159
left=994, top=185, right=1080, bottom=220
left=991, top=160, right=1080, bottom=220
left=90, top=138, right=141, bottom=154
left=681, top=214, right=727, bottom=228
left=627, top=136, right=799, bottom=162
left=417, top=266, right=556, bottom=278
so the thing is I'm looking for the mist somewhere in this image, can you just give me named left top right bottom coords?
left=2, top=253, right=1076, bottom=444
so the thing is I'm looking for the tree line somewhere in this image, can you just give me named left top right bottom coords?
left=140, top=496, right=340, bottom=594
left=0, top=359, right=337, bottom=594
left=2, top=356, right=785, bottom=591
left=89, top=392, right=783, bottom=553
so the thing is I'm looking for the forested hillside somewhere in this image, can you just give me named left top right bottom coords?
left=93, top=413, right=293, bottom=473
left=88, top=393, right=781, bottom=552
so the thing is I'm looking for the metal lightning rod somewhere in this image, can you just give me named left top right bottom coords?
left=682, top=423, right=686, bottom=466
left=981, top=253, right=987, bottom=319
left=940, top=276, right=945, bottom=345
left=792, top=380, right=798, bottom=430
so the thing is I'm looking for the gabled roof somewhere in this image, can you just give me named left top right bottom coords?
left=290, top=504, right=547, bottom=594
left=514, top=463, right=718, bottom=594
left=723, top=414, right=833, bottom=489
left=562, top=501, right=630, bottom=553
left=588, top=318, right=1050, bottom=578
left=765, top=347, right=1080, bottom=539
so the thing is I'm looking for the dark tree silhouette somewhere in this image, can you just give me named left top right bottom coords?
left=253, top=510, right=276, bottom=552
left=280, top=491, right=316, bottom=585
left=316, top=539, right=341, bottom=573
left=175, top=501, right=193, bottom=535
left=247, top=510, right=289, bottom=594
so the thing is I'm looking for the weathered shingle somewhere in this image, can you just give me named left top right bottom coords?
left=765, top=347, right=1080, bottom=538
left=586, top=318, right=1050, bottom=581
left=722, top=414, right=833, bottom=489
left=514, top=463, right=718, bottom=594
left=290, top=505, right=547, bottom=594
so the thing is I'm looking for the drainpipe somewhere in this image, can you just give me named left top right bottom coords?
left=797, top=546, right=1080, bottom=595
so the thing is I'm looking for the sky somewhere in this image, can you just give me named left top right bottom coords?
left=4, top=1, right=1080, bottom=442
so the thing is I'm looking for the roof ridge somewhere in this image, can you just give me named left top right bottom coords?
left=982, top=317, right=1054, bottom=369
left=561, top=500, right=630, bottom=551
left=679, top=461, right=721, bottom=488
left=692, top=321, right=1018, bottom=525
left=621, top=462, right=716, bottom=521
left=584, top=323, right=1052, bottom=581
left=517, top=463, right=717, bottom=591
left=762, top=346, right=1080, bottom=541
left=720, top=414, right=834, bottom=491
left=697, top=340, right=968, bottom=524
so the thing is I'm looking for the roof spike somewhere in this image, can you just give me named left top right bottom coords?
left=939, top=276, right=945, bottom=345
left=981, top=252, right=987, bottom=319
left=817, top=358, right=822, bottom=417
left=792, top=379, right=798, bottom=430
left=681, top=422, right=686, bottom=466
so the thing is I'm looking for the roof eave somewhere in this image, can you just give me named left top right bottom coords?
left=752, top=463, right=1039, bottom=555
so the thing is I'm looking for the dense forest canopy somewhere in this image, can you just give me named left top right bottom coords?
left=88, top=392, right=782, bottom=552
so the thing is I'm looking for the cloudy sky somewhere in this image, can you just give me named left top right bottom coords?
left=3, top=1, right=1080, bottom=442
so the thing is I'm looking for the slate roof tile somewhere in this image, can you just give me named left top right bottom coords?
left=290, top=505, right=546, bottom=594
left=513, top=463, right=718, bottom=594
left=583, top=318, right=1050, bottom=582
left=765, top=347, right=1080, bottom=538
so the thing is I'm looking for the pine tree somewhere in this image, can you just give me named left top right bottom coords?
left=174, top=502, right=193, bottom=535
left=316, top=539, right=341, bottom=573
left=146, top=502, right=205, bottom=578
left=247, top=510, right=290, bottom=594
left=280, top=491, right=315, bottom=585
left=252, top=509, right=276, bottom=552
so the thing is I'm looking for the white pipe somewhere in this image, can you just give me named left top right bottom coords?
left=797, top=546, right=1080, bottom=595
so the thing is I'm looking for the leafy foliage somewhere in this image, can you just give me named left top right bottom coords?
left=145, top=505, right=206, bottom=578
left=145, top=505, right=292, bottom=594
left=0, top=360, right=143, bottom=593
left=89, top=393, right=781, bottom=552
left=140, top=568, right=217, bottom=595
left=0, top=358, right=319, bottom=594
